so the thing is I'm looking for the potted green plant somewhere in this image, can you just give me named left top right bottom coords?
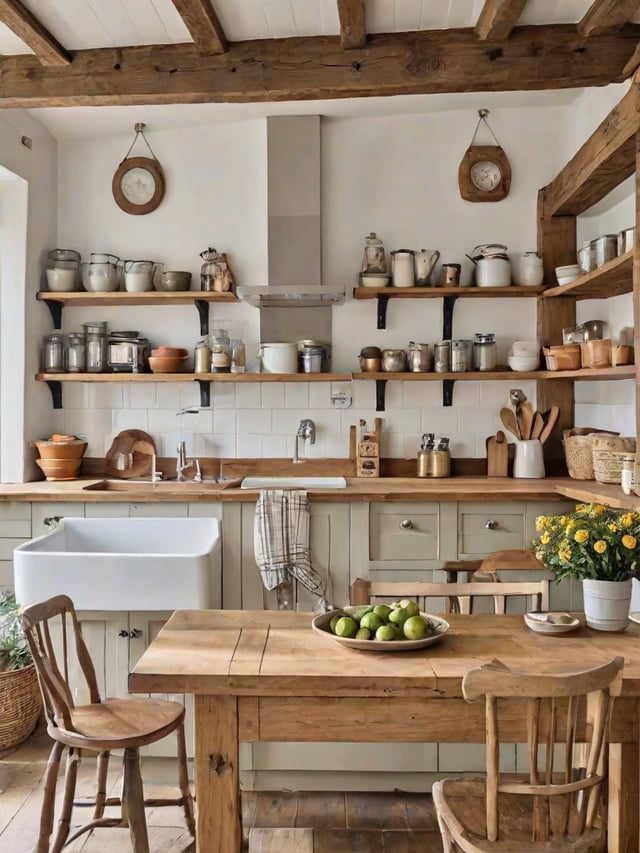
left=532, top=502, right=640, bottom=631
left=0, top=591, right=41, bottom=751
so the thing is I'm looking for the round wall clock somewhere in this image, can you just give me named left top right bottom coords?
left=112, top=156, right=165, bottom=216
left=458, top=145, right=511, bottom=203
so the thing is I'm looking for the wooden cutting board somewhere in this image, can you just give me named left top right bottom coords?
left=105, top=429, right=156, bottom=479
left=486, top=431, right=508, bottom=477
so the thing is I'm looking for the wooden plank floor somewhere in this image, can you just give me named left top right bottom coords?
left=0, top=722, right=443, bottom=852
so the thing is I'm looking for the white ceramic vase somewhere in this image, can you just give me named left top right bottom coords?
left=582, top=579, right=632, bottom=632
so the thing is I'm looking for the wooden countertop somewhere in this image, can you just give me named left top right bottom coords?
left=0, top=476, right=637, bottom=506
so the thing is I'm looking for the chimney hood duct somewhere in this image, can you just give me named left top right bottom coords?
left=236, top=116, right=345, bottom=307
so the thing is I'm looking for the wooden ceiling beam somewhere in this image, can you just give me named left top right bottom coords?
left=578, top=0, right=640, bottom=36
left=171, top=0, right=228, bottom=55
left=541, top=78, right=640, bottom=217
left=475, top=0, right=528, bottom=42
left=0, top=0, right=70, bottom=66
left=337, top=0, right=366, bottom=49
left=0, top=25, right=638, bottom=108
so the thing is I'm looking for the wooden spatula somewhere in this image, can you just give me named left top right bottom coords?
left=520, top=402, right=534, bottom=440
left=531, top=411, right=544, bottom=440
left=500, top=407, right=521, bottom=440
left=539, top=406, right=560, bottom=444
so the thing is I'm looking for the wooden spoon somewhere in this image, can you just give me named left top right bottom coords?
left=500, top=407, right=521, bottom=440
left=531, top=411, right=544, bottom=440
left=520, top=402, right=534, bottom=440
left=539, top=406, right=560, bottom=444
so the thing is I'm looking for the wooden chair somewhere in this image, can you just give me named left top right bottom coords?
left=432, top=656, right=624, bottom=852
left=351, top=550, right=550, bottom=614
left=19, top=594, right=195, bottom=853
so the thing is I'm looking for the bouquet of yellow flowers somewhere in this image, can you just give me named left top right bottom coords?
left=532, top=502, right=640, bottom=583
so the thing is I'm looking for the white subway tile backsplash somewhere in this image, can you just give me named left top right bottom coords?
left=352, top=381, right=376, bottom=409
left=383, top=380, right=403, bottom=410
left=112, top=409, right=149, bottom=432
left=63, top=383, right=89, bottom=408
left=235, top=382, right=262, bottom=408
left=261, top=382, right=285, bottom=409
left=125, top=383, right=157, bottom=409
left=156, top=382, right=182, bottom=410
left=69, top=408, right=116, bottom=436
left=421, top=408, right=457, bottom=435
left=308, top=382, right=332, bottom=409
left=213, top=409, right=237, bottom=434
left=212, top=382, right=236, bottom=408
left=284, top=383, right=309, bottom=408
left=90, top=384, right=124, bottom=408
left=403, top=381, right=440, bottom=407
left=273, top=409, right=310, bottom=434
left=236, top=408, right=271, bottom=434
left=324, top=433, right=350, bottom=458
left=237, top=434, right=262, bottom=457
left=149, top=408, right=182, bottom=434
left=262, top=434, right=288, bottom=457
left=384, top=408, right=422, bottom=436
left=451, top=382, right=479, bottom=406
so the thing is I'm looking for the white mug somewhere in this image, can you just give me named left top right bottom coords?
left=519, top=252, right=544, bottom=286
left=513, top=439, right=545, bottom=479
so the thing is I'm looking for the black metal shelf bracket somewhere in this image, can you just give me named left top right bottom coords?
left=46, top=381, right=63, bottom=409
left=376, top=295, right=390, bottom=330
left=45, top=301, right=63, bottom=329
left=375, top=378, right=387, bottom=412
left=442, top=294, right=459, bottom=340
left=195, top=299, right=209, bottom=337
left=196, top=379, right=211, bottom=408
left=442, top=379, right=455, bottom=407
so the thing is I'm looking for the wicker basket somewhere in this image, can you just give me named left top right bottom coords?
left=592, top=450, right=633, bottom=484
left=0, top=663, right=42, bottom=751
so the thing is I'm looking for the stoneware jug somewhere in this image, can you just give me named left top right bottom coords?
left=390, top=250, right=415, bottom=287
left=414, top=249, right=440, bottom=286
left=513, top=439, right=545, bottom=479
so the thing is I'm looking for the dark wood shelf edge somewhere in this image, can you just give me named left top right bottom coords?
left=352, top=285, right=546, bottom=299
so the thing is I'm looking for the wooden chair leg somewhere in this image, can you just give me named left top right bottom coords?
left=122, top=747, right=150, bottom=853
left=176, top=721, right=196, bottom=838
left=50, top=747, right=80, bottom=853
left=93, top=750, right=110, bottom=818
left=37, top=740, right=64, bottom=853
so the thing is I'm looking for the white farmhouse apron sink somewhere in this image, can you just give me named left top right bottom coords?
left=240, top=476, right=347, bottom=489
left=14, top=517, right=220, bottom=610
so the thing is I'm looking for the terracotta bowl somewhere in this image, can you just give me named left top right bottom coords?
left=34, top=439, right=87, bottom=459
left=151, top=347, right=189, bottom=358
left=148, top=355, right=189, bottom=374
left=36, top=457, right=82, bottom=481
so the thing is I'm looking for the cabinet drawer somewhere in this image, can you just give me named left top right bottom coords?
left=369, top=502, right=440, bottom=562
left=458, top=503, right=525, bottom=557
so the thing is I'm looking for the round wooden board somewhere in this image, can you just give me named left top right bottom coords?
left=105, top=429, right=156, bottom=479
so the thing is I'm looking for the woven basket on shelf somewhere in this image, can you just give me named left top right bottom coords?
left=0, top=663, right=42, bottom=751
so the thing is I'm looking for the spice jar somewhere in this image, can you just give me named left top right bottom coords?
left=473, top=332, right=497, bottom=371
left=230, top=339, right=246, bottom=374
left=83, top=321, right=108, bottom=373
left=65, top=331, right=86, bottom=373
left=194, top=338, right=211, bottom=374
left=42, top=332, right=65, bottom=373
left=210, top=328, right=231, bottom=373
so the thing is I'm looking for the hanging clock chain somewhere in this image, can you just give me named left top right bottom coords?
left=119, top=122, right=160, bottom=166
left=468, top=109, right=502, bottom=148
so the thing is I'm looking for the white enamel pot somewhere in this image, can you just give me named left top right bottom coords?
left=475, top=256, right=511, bottom=287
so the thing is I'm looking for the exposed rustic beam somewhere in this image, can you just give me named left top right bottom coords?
left=578, top=0, right=640, bottom=36
left=171, top=0, right=228, bottom=54
left=474, top=0, right=528, bottom=41
left=337, top=0, right=366, bottom=49
left=0, top=0, right=70, bottom=66
left=541, top=77, right=640, bottom=217
left=0, top=26, right=638, bottom=109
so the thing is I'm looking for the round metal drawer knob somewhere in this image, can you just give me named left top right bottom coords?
left=485, top=520, right=499, bottom=530
left=400, top=519, right=414, bottom=529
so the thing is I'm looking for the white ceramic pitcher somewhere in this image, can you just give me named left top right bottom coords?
left=414, top=249, right=440, bottom=286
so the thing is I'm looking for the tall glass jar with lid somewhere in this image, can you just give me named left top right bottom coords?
left=210, top=329, right=231, bottom=373
left=65, top=331, right=86, bottom=373
left=83, top=321, right=108, bottom=373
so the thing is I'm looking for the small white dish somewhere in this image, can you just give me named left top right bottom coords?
left=507, top=354, right=539, bottom=372
left=524, top=612, right=581, bottom=635
left=557, top=275, right=580, bottom=286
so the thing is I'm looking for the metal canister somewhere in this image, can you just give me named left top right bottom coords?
left=451, top=339, right=473, bottom=372
left=473, top=333, right=497, bottom=371
left=434, top=341, right=451, bottom=373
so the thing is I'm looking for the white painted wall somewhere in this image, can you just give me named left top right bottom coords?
left=0, top=112, right=57, bottom=481
left=5, top=82, right=637, bottom=472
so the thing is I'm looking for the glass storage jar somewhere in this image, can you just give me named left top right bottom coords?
left=42, top=332, right=65, bottom=373
left=65, top=331, right=86, bottom=373
left=83, top=321, right=108, bottom=373
left=210, top=328, right=231, bottom=373
left=473, top=332, right=497, bottom=371
left=230, top=339, right=246, bottom=374
left=194, top=338, right=211, bottom=374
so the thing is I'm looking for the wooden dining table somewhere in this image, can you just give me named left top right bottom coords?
left=129, top=610, right=640, bottom=853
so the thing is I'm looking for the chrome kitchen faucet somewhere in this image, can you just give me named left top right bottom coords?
left=293, top=419, right=315, bottom=463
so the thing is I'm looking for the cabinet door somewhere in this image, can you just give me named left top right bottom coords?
left=237, top=501, right=351, bottom=611
left=351, top=501, right=457, bottom=581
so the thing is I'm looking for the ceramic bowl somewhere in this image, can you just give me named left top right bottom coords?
left=555, top=264, right=580, bottom=277
left=36, top=457, right=82, bottom=481
left=359, top=273, right=390, bottom=287
left=148, top=355, right=189, bottom=373
left=46, top=267, right=77, bottom=292
left=159, top=271, right=192, bottom=292
left=34, top=438, right=87, bottom=460
left=507, top=354, right=540, bottom=372
left=151, top=347, right=189, bottom=358
left=511, top=340, right=538, bottom=356
left=557, top=274, right=580, bottom=286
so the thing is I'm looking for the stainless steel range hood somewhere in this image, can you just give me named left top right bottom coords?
left=236, top=116, right=345, bottom=308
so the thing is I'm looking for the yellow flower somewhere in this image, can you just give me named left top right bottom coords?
left=593, top=540, right=607, bottom=554
left=540, top=531, right=550, bottom=545
left=535, top=516, right=548, bottom=531
left=593, top=504, right=606, bottom=516
left=622, top=534, right=637, bottom=549
left=608, top=523, right=618, bottom=532
left=559, top=548, right=572, bottom=562
left=575, top=504, right=585, bottom=512
left=621, top=513, right=633, bottom=528
left=574, top=529, right=589, bottom=543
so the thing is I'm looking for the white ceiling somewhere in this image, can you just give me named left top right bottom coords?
left=0, top=1, right=634, bottom=138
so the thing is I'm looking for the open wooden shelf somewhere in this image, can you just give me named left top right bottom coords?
left=352, top=285, right=545, bottom=299
left=36, top=291, right=239, bottom=306
left=36, top=372, right=351, bottom=382
left=541, top=250, right=632, bottom=300
left=352, top=366, right=635, bottom=382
